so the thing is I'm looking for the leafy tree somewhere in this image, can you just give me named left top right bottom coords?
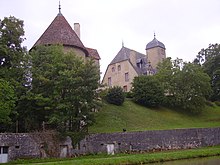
left=155, top=57, right=175, bottom=96
left=29, top=45, right=100, bottom=133
left=172, top=63, right=211, bottom=111
left=132, top=75, right=164, bottom=107
left=106, top=86, right=125, bottom=105
left=0, top=79, right=16, bottom=124
left=0, top=16, right=28, bottom=132
left=194, top=44, right=220, bottom=101
left=156, top=58, right=211, bottom=112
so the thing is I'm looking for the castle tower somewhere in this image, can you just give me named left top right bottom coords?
left=146, top=34, right=166, bottom=70
left=31, top=2, right=100, bottom=64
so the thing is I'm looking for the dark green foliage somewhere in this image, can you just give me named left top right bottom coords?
left=132, top=76, right=164, bottom=107
left=106, top=86, right=125, bottom=105
left=195, top=44, right=220, bottom=101
left=0, top=79, right=16, bottom=124
left=98, top=88, right=108, bottom=102
left=29, top=45, right=100, bottom=133
left=156, top=58, right=211, bottom=113
left=0, top=16, right=28, bottom=132
left=125, top=91, right=133, bottom=98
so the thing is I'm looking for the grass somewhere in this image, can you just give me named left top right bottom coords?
left=9, top=146, right=220, bottom=165
left=89, top=99, right=220, bottom=133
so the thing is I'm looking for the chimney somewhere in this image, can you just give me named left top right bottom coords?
left=74, top=23, right=80, bottom=39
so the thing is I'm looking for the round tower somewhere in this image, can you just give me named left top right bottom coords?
left=146, top=34, right=166, bottom=70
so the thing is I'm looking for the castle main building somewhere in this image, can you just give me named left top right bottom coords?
left=102, top=34, right=166, bottom=92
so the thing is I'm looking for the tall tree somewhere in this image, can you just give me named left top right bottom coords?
left=0, top=16, right=27, bottom=132
left=29, top=45, right=100, bottom=133
left=194, top=44, right=220, bottom=101
left=156, top=58, right=211, bottom=112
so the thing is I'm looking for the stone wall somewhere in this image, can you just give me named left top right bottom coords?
left=0, top=132, right=72, bottom=161
left=0, top=133, right=40, bottom=161
left=102, top=60, right=138, bottom=91
left=1, top=128, right=220, bottom=161
left=77, top=127, right=220, bottom=154
left=146, top=46, right=166, bottom=70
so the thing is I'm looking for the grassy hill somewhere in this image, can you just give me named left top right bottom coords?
left=89, top=99, right=220, bottom=133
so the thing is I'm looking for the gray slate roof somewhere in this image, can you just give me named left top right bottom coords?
left=110, top=46, right=152, bottom=75
left=146, top=37, right=165, bottom=50
left=110, top=47, right=145, bottom=64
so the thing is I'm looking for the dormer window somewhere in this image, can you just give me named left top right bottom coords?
left=137, top=62, right=142, bottom=68
left=137, top=59, right=142, bottom=68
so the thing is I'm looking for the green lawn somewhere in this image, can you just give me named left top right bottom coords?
left=89, top=100, right=220, bottom=133
left=10, top=146, right=220, bottom=165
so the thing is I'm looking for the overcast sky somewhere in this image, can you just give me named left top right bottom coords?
left=1, top=0, right=220, bottom=77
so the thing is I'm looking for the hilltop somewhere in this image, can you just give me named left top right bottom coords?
left=89, top=100, right=220, bottom=133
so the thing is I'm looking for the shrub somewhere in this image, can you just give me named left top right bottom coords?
left=125, top=91, right=133, bottom=98
left=106, top=86, right=125, bottom=105
left=132, top=76, right=165, bottom=107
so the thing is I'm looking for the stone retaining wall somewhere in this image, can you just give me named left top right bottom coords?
left=76, top=127, right=220, bottom=154
left=0, top=132, right=72, bottom=162
left=1, top=127, right=220, bottom=161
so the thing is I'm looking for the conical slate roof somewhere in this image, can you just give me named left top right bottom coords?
left=146, top=35, right=165, bottom=50
left=33, top=13, right=88, bottom=55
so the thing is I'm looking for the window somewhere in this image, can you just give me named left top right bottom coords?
left=112, top=67, right=115, bottom=72
left=118, top=65, right=121, bottom=71
left=108, top=77, right=111, bottom=86
left=137, top=62, right=142, bottom=68
left=137, top=59, right=142, bottom=69
left=123, top=85, right=127, bottom=92
left=2, top=146, right=9, bottom=154
left=125, top=72, right=129, bottom=82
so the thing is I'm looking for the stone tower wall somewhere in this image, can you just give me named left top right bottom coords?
left=146, top=47, right=166, bottom=70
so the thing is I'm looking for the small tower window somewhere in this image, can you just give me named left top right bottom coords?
left=112, top=67, right=115, bottom=72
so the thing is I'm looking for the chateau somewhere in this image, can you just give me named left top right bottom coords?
left=31, top=4, right=166, bottom=92
left=32, top=4, right=100, bottom=66
left=102, top=34, right=166, bottom=91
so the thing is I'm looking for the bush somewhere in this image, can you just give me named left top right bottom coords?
left=132, top=76, right=165, bottom=107
left=106, top=86, right=125, bottom=105
left=125, top=91, right=133, bottom=98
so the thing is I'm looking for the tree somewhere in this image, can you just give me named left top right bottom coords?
left=132, top=75, right=164, bottom=107
left=156, top=58, right=211, bottom=112
left=0, top=79, right=16, bottom=125
left=0, top=16, right=28, bottom=132
left=106, top=86, right=125, bottom=106
left=194, top=44, right=220, bottom=101
left=29, top=45, right=100, bottom=133
left=172, top=63, right=211, bottom=112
